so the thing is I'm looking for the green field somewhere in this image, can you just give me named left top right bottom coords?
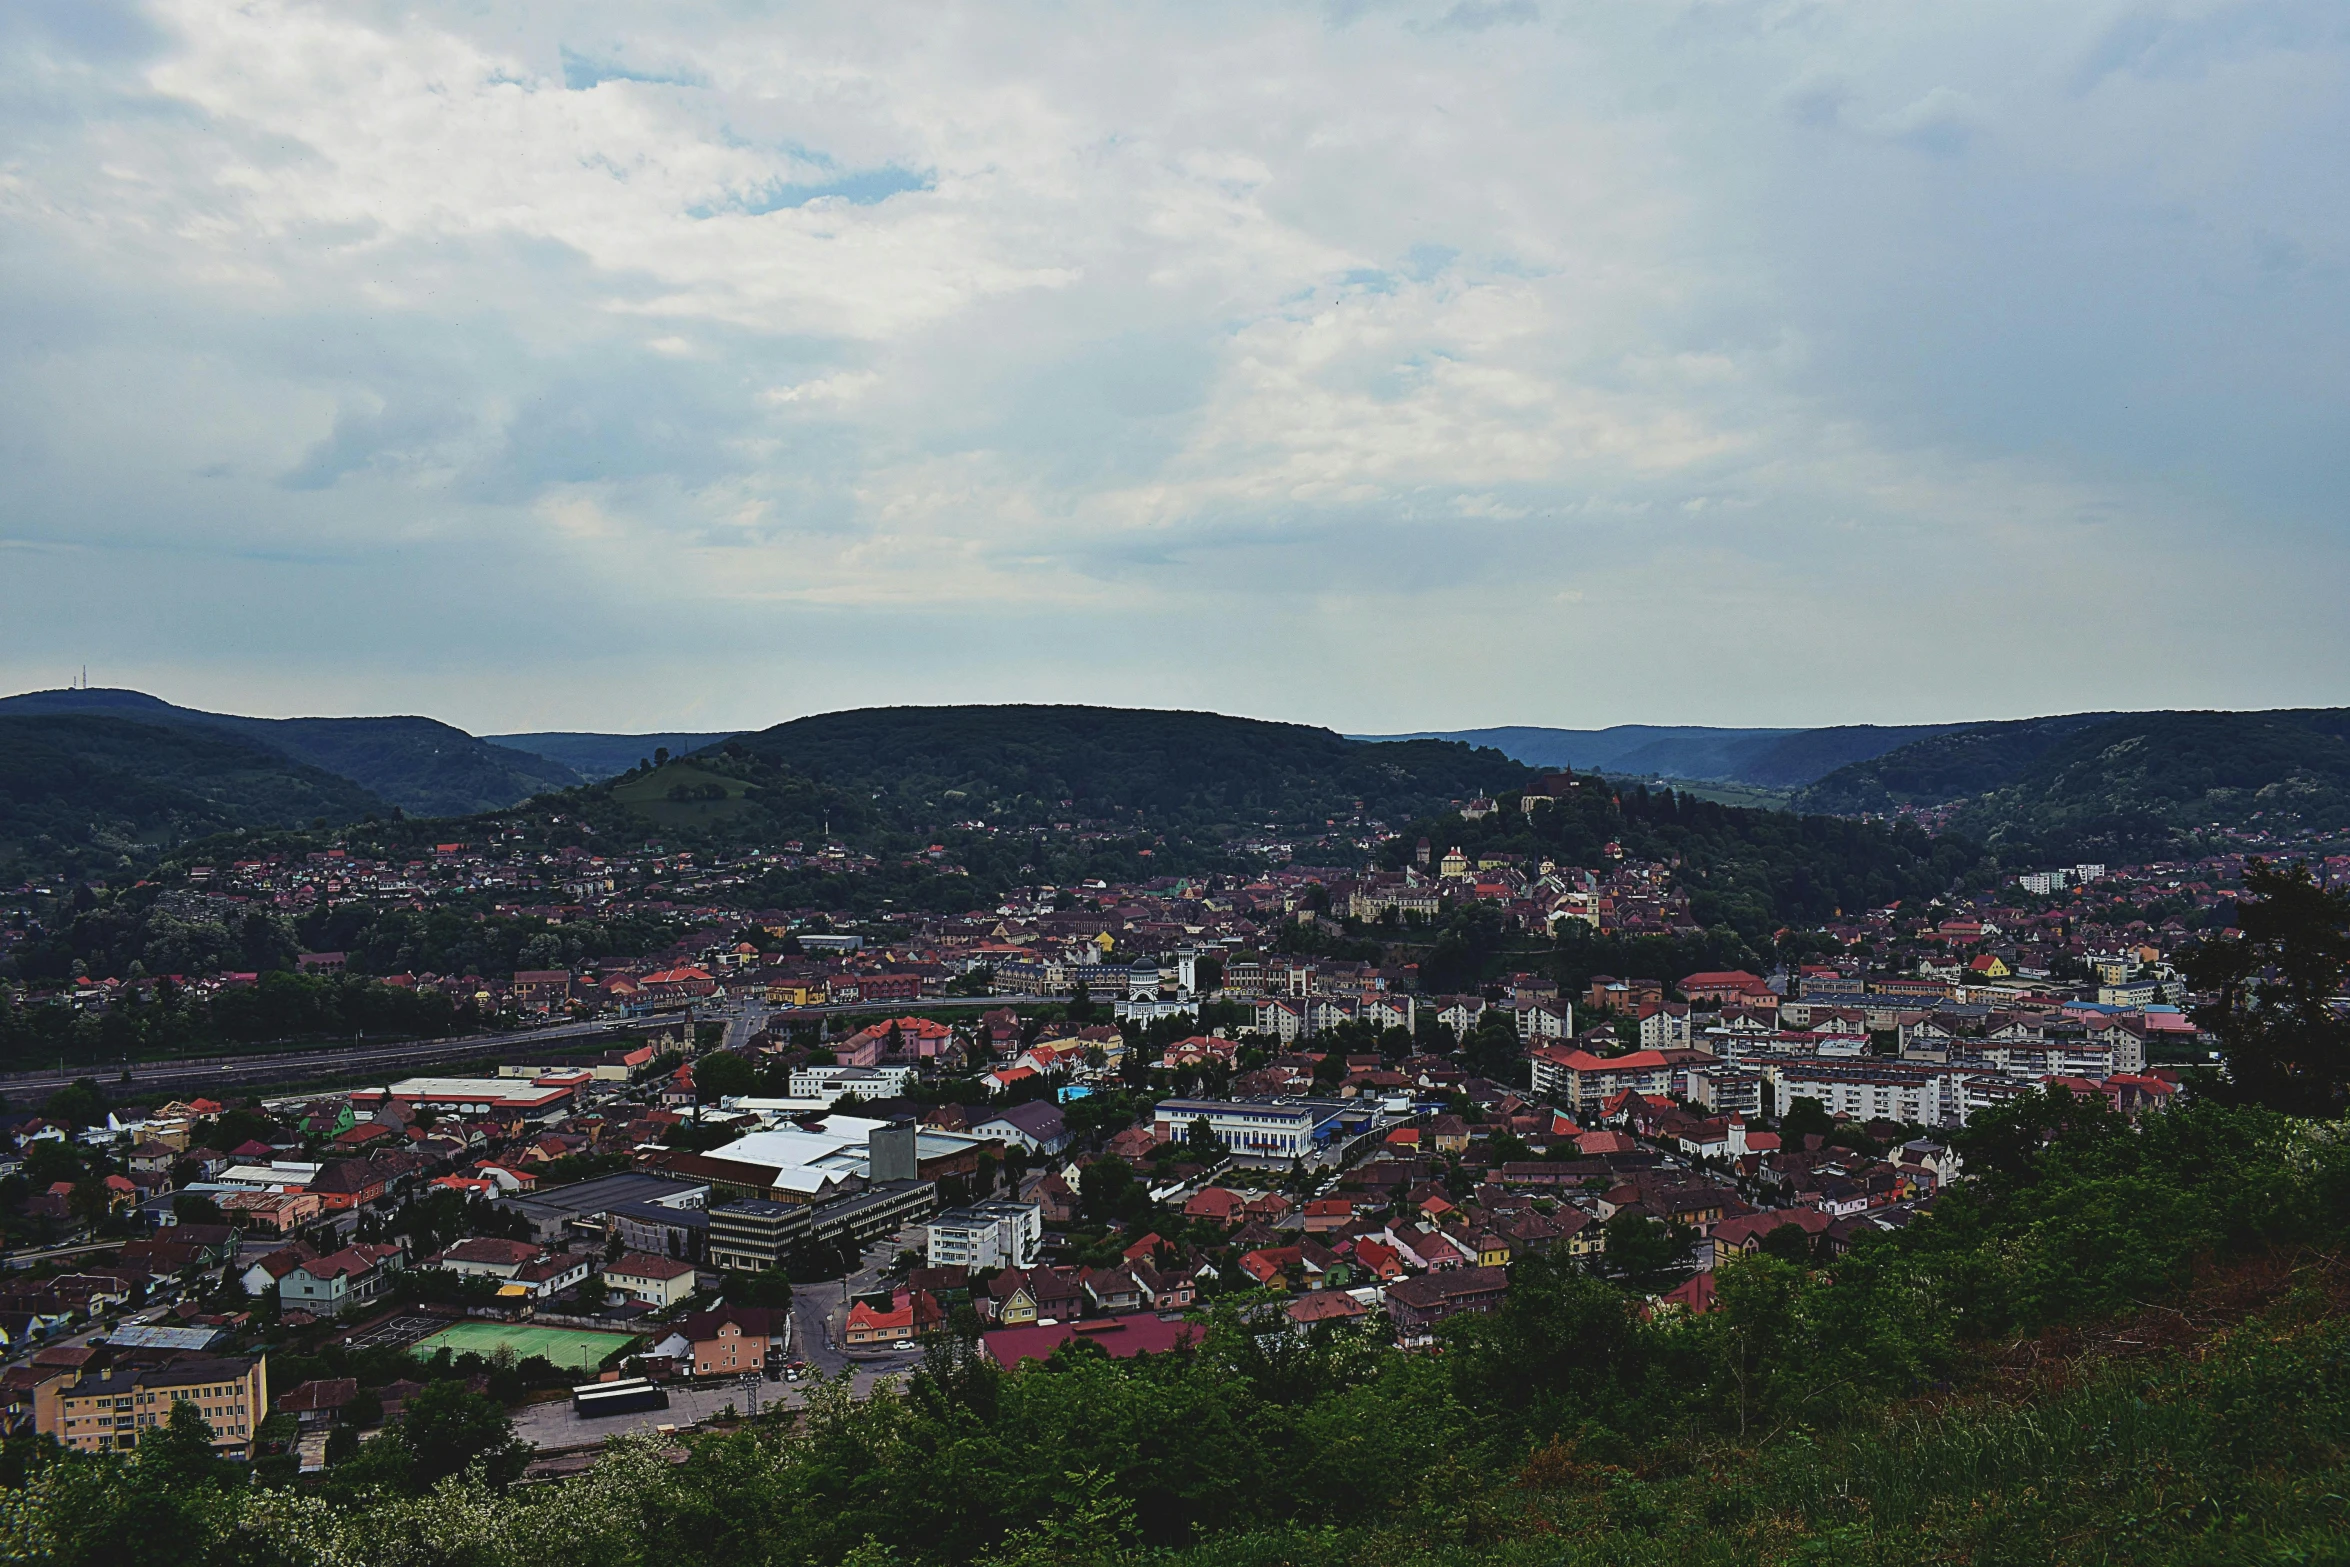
left=409, top=1321, right=639, bottom=1372
left=606, top=761, right=755, bottom=828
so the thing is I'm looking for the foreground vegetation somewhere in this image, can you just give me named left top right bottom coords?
left=6, top=1090, right=2348, bottom=1566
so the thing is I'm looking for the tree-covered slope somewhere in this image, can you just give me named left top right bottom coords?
left=0, top=714, right=386, bottom=879
left=0, top=689, right=578, bottom=816
left=1794, top=711, right=2125, bottom=814
left=731, top=705, right=1534, bottom=832
left=1945, top=708, right=2350, bottom=862
left=1734, top=722, right=1980, bottom=788
left=1383, top=779, right=1980, bottom=944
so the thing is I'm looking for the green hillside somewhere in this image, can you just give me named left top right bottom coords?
left=1794, top=711, right=2121, bottom=814
left=731, top=704, right=1532, bottom=833
left=1945, top=708, right=2350, bottom=861
left=0, top=714, right=386, bottom=879
left=1793, top=707, right=2350, bottom=860
left=0, top=689, right=578, bottom=816
left=602, top=760, right=761, bottom=829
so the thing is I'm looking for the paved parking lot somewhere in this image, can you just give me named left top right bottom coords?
left=511, top=1364, right=907, bottom=1450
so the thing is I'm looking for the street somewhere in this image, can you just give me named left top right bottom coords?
left=0, top=1017, right=634, bottom=1099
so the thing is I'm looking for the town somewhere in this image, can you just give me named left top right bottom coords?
left=0, top=770, right=2282, bottom=1483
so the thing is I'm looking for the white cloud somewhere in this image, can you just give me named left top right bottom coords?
left=0, top=0, right=2345, bottom=732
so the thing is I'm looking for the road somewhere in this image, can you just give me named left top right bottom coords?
left=5, top=992, right=1059, bottom=1100
left=0, top=1018, right=633, bottom=1098
left=0, top=1239, right=138, bottom=1273
left=789, top=1226, right=934, bottom=1377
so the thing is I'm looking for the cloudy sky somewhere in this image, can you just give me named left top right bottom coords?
left=3, top=1, right=2345, bottom=736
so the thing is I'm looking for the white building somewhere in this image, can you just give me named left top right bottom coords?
left=1763, top=1059, right=1966, bottom=1129
left=926, top=1201, right=1043, bottom=1270
left=1152, top=1099, right=1320, bottom=1159
left=787, top=1065, right=916, bottom=1103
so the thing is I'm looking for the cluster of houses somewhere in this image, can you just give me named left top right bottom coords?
left=0, top=810, right=2288, bottom=1469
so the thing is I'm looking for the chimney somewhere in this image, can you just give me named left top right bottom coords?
left=868, top=1122, right=918, bottom=1185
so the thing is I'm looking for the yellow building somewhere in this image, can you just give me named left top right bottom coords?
left=40, top=1354, right=269, bottom=1457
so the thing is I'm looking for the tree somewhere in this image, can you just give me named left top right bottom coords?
left=1184, top=1116, right=1223, bottom=1162
left=2184, top=859, right=2350, bottom=1117
left=136, top=1401, right=225, bottom=1491
left=1758, top=1222, right=1815, bottom=1265
left=1600, top=1212, right=1696, bottom=1291
left=172, top=1191, right=226, bottom=1226
left=1067, top=981, right=1095, bottom=1025
left=1779, top=1095, right=1833, bottom=1146
left=67, top=1176, right=113, bottom=1228
left=727, top=1267, right=795, bottom=1309
left=1078, top=1158, right=1146, bottom=1224
left=1444, top=1251, right=1649, bottom=1434
left=1462, top=1008, right=1522, bottom=1082
left=695, top=1050, right=756, bottom=1104
left=1952, top=1082, right=2125, bottom=1196
left=43, top=1077, right=108, bottom=1128
left=394, top=1379, right=527, bottom=1490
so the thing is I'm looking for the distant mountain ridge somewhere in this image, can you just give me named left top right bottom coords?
left=0, top=688, right=578, bottom=816
left=1358, top=722, right=1973, bottom=788
left=13, top=689, right=2349, bottom=883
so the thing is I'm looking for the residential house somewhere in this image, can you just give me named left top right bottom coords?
left=845, top=1289, right=941, bottom=1348
left=671, top=1304, right=776, bottom=1377
left=971, top=1101, right=1071, bottom=1156
left=239, top=1244, right=317, bottom=1298
left=1708, top=1207, right=1832, bottom=1266
left=603, top=1253, right=699, bottom=1309
left=1385, top=1265, right=1510, bottom=1337
left=281, top=1244, right=404, bottom=1313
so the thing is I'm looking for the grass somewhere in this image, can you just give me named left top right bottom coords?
left=607, top=762, right=757, bottom=829
left=409, top=1321, right=640, bottom=1373
left=1592, top=772, right=1799, bottom=812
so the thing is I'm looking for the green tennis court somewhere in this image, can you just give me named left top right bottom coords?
left=408, top=1321, right=639, bottom=1372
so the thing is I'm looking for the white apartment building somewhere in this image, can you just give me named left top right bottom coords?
left=926, top=1201, right=1043, bottom=1270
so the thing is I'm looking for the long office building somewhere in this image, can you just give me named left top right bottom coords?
left=707, top=1179, right=939, bottom=1271
left=1150, top=1099, right=1367, bottom=1159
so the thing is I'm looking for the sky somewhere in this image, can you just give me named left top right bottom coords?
left=3, top=0, right=2346, bottom=737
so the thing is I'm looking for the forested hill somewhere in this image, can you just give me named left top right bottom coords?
left=1943, top=709, right=2350, bottom=861
left=1799, top=707, right=2350, bottom=861
left=0, top=688, right=577, bottom=817
left=1382, top=778, right=1980, bottom=953
left=0, top=714, right=387, bottom=880
left=1793, top=712, right=2123, bottom=814
left=728, top=705, right=1535, bottom=833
